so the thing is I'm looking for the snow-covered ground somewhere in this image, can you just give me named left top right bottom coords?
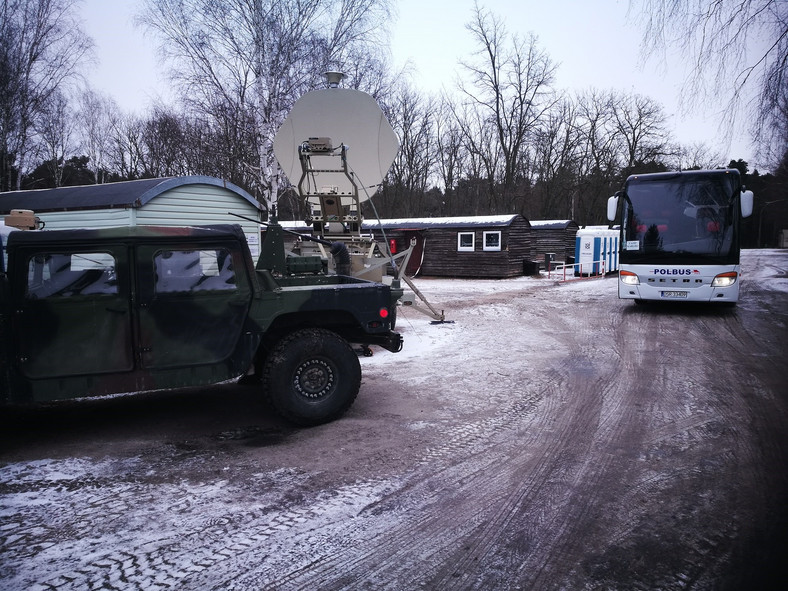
left=1, top=249, right=786, bottom=590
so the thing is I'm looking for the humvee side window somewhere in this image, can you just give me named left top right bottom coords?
left=154, top=248, right=236, bottom=293
left=27, top=252, right=118, bottom=299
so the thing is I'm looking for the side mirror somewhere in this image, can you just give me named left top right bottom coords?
left=741, top=190, right=753, bottom=218
left=607, top=195, right=619, bottom=222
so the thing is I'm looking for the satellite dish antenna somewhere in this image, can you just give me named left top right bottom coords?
left=272, top=74, right=446, bottom=323
left=273, top=73, right=399, bottom=213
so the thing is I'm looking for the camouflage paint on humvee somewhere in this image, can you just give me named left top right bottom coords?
left=0, top=222, right=402, bottom=425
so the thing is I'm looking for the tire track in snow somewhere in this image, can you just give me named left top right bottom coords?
left=248, top=300, right=627, bottom=589
left=230, top=377, right=549, bottom=590
left=7, top=476, right=398, bottom=591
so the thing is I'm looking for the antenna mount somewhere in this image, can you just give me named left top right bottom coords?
left=324, top=71, right=345, bottom=88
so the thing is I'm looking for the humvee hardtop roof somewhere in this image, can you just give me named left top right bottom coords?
left=5, top=224, right=248, bottom=248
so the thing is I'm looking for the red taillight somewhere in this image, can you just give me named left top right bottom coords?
left=389, top=239, right=397, bottom=254
left=379, top=307, right=389, bottom=319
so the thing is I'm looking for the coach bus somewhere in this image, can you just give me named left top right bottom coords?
left=607, top=169, right=753, bottom=304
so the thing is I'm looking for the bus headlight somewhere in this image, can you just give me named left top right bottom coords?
left=620, top=270, right=640, bottom=285
left=712, top=271, right=738, bottom=287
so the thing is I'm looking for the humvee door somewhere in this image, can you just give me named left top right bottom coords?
left=16, top=247, right=134, bottom=380
left=134, top=244, right=253, bottom=369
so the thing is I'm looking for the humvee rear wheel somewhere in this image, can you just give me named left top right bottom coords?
left=262, top=328, right=361, bottom=426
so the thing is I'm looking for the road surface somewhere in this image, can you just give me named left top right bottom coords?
left=1, top=249, right=786, bottom=590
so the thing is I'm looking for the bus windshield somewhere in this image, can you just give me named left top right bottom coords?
left=621, top=172, right=741, bottom=264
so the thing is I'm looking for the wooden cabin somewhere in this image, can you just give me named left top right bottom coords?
left=363, top=215, right=533, bottom=278
left=529, top=220, right=580, bottom=265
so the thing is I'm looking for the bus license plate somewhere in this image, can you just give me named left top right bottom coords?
left=661, top=291, right=688, bottom=299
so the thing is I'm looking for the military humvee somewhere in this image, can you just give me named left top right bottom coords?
left=0, top=217, right=402, bottom=426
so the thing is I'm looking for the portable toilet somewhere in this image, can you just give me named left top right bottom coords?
left=602, top=230, right=619, bottom=273
left=575, top=227, right=619, bottom=275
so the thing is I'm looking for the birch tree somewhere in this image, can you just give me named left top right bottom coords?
left=0, top=0, right=92, bottom=190
left=138, top=0, right=393, bottom=207
left=632, top=0, right=788, bottom=166
left=34, top=90, right=74, bottom=187
left=76, top=88, right=119, bottom=184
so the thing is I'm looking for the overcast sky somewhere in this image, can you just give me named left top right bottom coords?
left=79, top=0, right=762, bottom=169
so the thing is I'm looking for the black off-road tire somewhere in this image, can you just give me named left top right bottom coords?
left=262, top=328, right=361, bottom=426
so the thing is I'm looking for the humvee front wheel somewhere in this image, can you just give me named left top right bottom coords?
left=262, top=328, right=361, bottom=426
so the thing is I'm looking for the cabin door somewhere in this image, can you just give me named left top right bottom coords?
left=404, top=231, right=425, bottom=276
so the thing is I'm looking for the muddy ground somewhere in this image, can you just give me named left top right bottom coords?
left=1, top=249, right=787, bottom=590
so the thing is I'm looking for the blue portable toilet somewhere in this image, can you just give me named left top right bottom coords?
left=575, top=227, right=619, bottom=275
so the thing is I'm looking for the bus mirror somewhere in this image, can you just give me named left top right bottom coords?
left=740, top=190, right=753, bottom=218
left=607, top=195, right=619, bottom=222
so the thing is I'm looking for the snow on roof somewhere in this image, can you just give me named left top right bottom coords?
left=280, top=220, right=311, bottom=230
left=528, top=219, right=578, bottom=229
left=362, top=214, right=521, bottom=230
left=576, top=226, right=619, bottom=236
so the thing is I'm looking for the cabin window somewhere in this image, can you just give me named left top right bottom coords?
left=26, top=252, right=118, bottom=299
left=483, top=231, right=501, bottom=251
left=457, top=232, right=475, bottom=252
left=154, top=248, right=236, bottom=293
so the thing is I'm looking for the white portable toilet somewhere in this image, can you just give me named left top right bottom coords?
left=575, top=227, right=619, bottom=275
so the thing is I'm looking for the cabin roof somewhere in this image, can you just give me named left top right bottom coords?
left=0, top=176, right=261, bottom=213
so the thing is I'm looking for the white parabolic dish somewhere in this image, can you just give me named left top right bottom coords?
left=273, top=88, right=400, bottom=205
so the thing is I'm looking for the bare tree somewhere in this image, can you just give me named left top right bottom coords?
left=456, top=2, right=557, bottom=214
left=450, top=96, right=501, bottom=215
left=0, top=0, right=93, bottom=190
left=140, top=106, right=188, bottom=178
left=572, top=90, right=627, bottom=223
left=107, top=113, right=146, bottom=181
left=631, top=0, right=788, bottom=166
left=531, top=94, right=582, bottom=219
left=434, top=95, right=467, bottom=216
left=385, top=86, right=438, bottom=217
left=612, top=92, right=671, bottom=169
left=671, top=141, right=726, bottom=171
left=76, top=88, right=119, bottom=184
